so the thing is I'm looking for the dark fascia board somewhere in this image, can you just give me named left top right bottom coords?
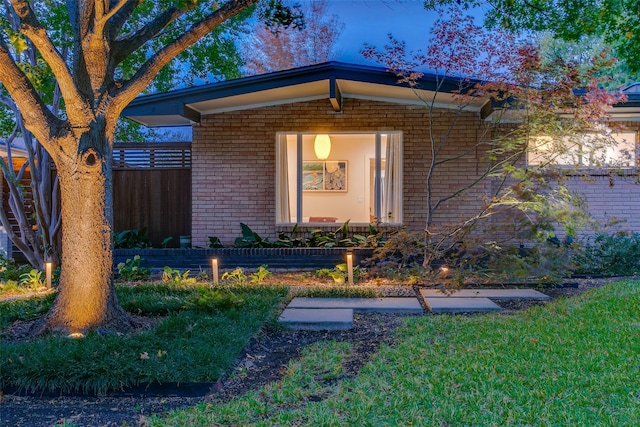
left=122, top=61, right=472, bottom=120
left=616, top=93, right=640, bottom=108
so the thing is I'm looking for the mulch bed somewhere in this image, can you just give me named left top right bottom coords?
left=0, top=277, right=625, bottom=427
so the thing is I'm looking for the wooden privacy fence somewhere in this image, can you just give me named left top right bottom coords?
left=2, top=142, right=191, bottom=251
left=112, top=143, right=191, bottom=248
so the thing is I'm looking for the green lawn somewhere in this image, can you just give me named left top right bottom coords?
left=152, top=280, right=640, bottom=426
left=0, top=283, right=288, bottom=394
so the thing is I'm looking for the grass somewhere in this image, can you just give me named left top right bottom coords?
left=151, top=280, right=640, bottom=426
left=0, top=282, right=288, bottom=395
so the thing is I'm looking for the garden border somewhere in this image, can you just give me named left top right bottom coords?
left=114, top=248, right=375, bottom=271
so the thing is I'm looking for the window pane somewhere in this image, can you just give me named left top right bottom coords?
left=528, top=131, right=637, bottom=168
left=381, top=133, right=403, bottom=224
left=302, top=133, right=374, bottom=223
left=276, top=133, right=297, bottom=223
left=276, top=132, right=403, bottom=225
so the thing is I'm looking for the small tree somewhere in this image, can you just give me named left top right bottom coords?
left=363, top=6, right=625, bottom=268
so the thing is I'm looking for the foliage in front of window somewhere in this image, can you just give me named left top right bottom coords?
left=231, top=222, right=383, bottom=249
left=572, top=232, right=640, bottom=276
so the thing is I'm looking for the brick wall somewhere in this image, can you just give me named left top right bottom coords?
left=192, top=98, right=640, bottom=246
left=192, top=98, right=490, bottom=245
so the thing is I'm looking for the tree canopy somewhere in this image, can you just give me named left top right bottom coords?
left=425, top=0, right=640, bottom=73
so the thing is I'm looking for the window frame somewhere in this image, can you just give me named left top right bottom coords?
left=276, top=131, right=403, bottom=226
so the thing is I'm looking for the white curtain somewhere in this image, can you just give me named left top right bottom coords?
left=276, top=135, right=291, bottom=223
left=381, top=133, right=402, bottom=223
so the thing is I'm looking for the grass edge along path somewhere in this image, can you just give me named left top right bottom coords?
left=152, top=280, right=640, bottom=426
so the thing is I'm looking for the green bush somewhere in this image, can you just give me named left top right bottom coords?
left=572, top=232, right=640, bottom=276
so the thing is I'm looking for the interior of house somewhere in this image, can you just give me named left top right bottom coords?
left=277, top=132, right=402, bottom=225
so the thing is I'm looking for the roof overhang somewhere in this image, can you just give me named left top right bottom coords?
left=122, top=61, right=490, bottom=127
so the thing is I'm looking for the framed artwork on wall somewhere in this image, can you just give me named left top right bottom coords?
left=302, top=161, right=347, bottom=192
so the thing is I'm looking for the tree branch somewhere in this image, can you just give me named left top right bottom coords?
left=113, top=0, right=258, bottom=111
left=0, top=48, right=65, bottom=154
left=111, top=5, right=185, bottom=66
left=108, top=0, right=144, bottom=36
left=10, top=0, right=90, bottom=126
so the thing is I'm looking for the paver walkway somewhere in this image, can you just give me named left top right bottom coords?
left=279, top=289, right=551, bottom=330
left=279, top=297, right=421, bottom=330
left=420, top=288, right=550, bottom=300
left=287, top=297, right=423, bottom=313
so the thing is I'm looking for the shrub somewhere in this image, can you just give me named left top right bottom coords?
left=572, top=232, right=640, bottom=276
left=117, top=255, right=151, bottom=281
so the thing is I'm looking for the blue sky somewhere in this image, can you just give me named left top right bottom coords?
left=327, top=0, right=438, bottom=65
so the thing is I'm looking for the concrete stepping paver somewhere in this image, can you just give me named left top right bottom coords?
left=279, top=308, right=354, bottom=330
left=423, top=297, right=501, bottom=314
left=420, top=288, right=550, bottom=300
left=287, top=297, right=423, bottom=314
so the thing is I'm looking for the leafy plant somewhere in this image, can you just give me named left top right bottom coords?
left=233, top=222, right=382, bottom=249
left=114, top=228, right=151, bottom=249
left=116, top=255, right=151, bottom=281
left=162, top=267, right=197, bottom=285
left=160, top=236, right=173, bottom=248
left=315, top=263, right=365, bottom=284
left=222, top=268, right=247, bottom=286
left=208, top=236, right=225, bottom=248
left=276, top=224, right=310, bottom=247
left=0, top=255, right=32, bottom=283
left=234, top=223, right=274, bottom=248
left=19, top=269, right=44, bottom=289
left=250, top=265, right=271, bottom=284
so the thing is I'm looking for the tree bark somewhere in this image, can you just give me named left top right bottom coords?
left=34, top=129, right=133, bottom=335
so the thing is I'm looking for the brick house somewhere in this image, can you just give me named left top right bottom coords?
left=123, top=62, right=640, bottom=247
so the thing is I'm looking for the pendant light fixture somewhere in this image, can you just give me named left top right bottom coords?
left=314, top=134, right=331, bottom=160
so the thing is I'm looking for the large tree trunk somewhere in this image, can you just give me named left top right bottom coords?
left=34, top=130, right=133, bottom=335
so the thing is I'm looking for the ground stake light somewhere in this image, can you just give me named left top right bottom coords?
left=211, top=258, right=219, bottom=285
left=45, top=261, right=53, bottom=289
left=346, top=252, right=354, bottom=285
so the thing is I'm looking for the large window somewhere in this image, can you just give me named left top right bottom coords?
left=528, top=131, right=637, bottom=168
left=276, top=132, right=402, bottom=225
